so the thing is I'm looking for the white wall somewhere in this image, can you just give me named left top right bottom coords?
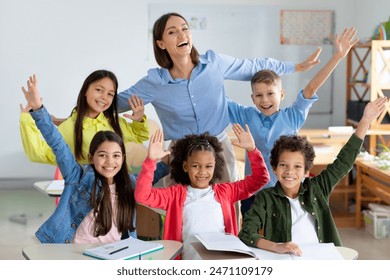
left=1, top=0, right=388, bottom=180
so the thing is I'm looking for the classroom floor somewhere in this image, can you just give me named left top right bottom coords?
left=1, top=179, right=390, bottom=260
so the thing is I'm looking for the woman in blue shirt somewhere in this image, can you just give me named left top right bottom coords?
left=118, top=12, right=321, bottom=183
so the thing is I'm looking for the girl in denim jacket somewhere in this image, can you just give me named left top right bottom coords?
left=21, top=75, right=137, bottom=243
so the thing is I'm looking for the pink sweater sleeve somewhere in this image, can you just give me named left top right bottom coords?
left=135, top=157, right=156, bottom=204
left=222, top=148, right=270, bottom=201
left=135, top=157, right=172, bottom=209
left=246, top=148, right=270, bottom=191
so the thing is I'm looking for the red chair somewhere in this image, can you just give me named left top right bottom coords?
left=53, top=167, right=63, bottom=205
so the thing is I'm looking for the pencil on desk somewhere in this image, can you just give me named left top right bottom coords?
left=109, top=246, right=129, bottom=255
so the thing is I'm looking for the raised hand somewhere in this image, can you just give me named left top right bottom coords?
left=362, top=96, right=388, bottom=122
left=355, top=96, right=388, bottom=139
left=123, top=95, right=145, bottom=122
left=148, top=129, right=170, bottom=161
left=231, top=123, right=255, bottom=152
left=334, top=27, right=359, bottom=59
left=295, top=47, right=322, bottom=72
left=21, top=74, right=42, bottom=110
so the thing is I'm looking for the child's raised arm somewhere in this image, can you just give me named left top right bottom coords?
left=303, top=27, right=358, bottom=99
left=21, top=74, right=42, bottom=111
left=147, top=129, right=170, bottom=161
left=231, top=123, right=255, bottom=152
left=354, top=97, right=388, bottom=140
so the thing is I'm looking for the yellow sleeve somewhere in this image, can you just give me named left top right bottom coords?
left=119, top=115, right=150, bottom=144
left=19, top=112, right=57, bottom=165
left=58, top=115, right=90, bottom=165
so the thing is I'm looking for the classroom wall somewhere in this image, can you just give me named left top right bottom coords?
left=1, top=0, right=388, bottom=181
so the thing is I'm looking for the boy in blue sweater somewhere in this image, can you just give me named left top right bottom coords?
left=228, top=27, right=358, bottom=217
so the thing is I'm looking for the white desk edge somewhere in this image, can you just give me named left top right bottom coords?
left=22, top=240, right=183, bottom=260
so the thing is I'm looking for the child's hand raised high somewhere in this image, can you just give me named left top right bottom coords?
left=354, top=96, right=388, bottom=140
left=334, top=27, right=359, bottom=60
left=362, top=96, right=388, bottom=122
left=148, top=129, right=170, bottom=161
left=123, top=95, right=145, bottom=122
left=21, top=74, right=42, bottom=111
left=231, top=123, right=255, bottom=152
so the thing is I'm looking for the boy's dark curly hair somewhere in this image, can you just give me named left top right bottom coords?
left=170, top=132, right=225, bottom=185
left=270, top=135, right=315, bottom=173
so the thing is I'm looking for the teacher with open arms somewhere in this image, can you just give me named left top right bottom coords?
left=117, top=12, right=321, bottom=183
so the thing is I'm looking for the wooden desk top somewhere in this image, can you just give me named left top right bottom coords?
left=355, top=157, right=390, bottom=177
left=22, top=240, right=183, bottom=260
left=354, top=157, right=390, bottom=205
left=300, top=128, right=390, bottom=136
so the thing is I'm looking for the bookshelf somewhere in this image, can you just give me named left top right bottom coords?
left=346, top=41, right=390, bottom=154
left=369, top=40, right=390, bottom=155
left=346, top=42, right=371, bottom=127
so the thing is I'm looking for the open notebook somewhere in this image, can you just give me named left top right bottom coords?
left=83, top=237, right=163, bottom=260
left=194, top=232, right=257, bottom=259
left=252, top=243, right=344, bottom=260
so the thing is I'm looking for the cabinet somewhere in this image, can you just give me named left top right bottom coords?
left=369, top=40, right=390, bottom=154
left=342, top=41, right=390, bottom=227
left=346, top=42, right=371, bottom=127
left=346, top=40, right=390, bottom=154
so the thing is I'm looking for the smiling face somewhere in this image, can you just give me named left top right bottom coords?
left=251, top=81, right=284, bottom=117
left=273, top=150, right=309, bottom=198
left=85, top=77, right=116, bottom=118
left=183, top=150, right=216, bottom=189
left=89, top=141, right=124, bottom=185
left=156, top=15, right=192, bottom=59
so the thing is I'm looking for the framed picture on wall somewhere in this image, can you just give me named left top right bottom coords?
left=280, top=10, right=335, bottom=45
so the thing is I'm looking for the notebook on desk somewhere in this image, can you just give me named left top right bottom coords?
left=83, top=237, right=164, bottom=260
left=194, top=232, right=257, bottom=259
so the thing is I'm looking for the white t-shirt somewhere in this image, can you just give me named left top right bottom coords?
left=181, top=185, right=225, bottom=260
left=288, top=196, right=319, bottom=245
left=73, top=184, right=121, bottom=243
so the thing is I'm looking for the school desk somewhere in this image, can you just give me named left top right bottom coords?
left=22, top=240, right=183, bottom=260
left=354, top=157, right=390, bottom=228
left=191, top=242, right=358, bottom=260
left=33, top=180, right=62, bottom=197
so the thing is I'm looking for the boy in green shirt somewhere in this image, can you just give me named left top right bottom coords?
left=238, top=97, right=388, bottom=256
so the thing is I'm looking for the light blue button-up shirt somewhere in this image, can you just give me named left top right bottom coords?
left=228, top=90, right=318, bottom=189
left=118, top=49, right=295, bottom=141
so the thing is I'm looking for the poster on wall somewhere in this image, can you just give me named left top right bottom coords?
left=280, top=10, right=334, bottom=45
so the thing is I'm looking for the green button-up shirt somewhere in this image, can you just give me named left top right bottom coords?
left=239, top=134, right=363, bottom=247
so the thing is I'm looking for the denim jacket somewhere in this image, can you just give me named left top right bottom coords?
left=31, top=106, right=141, bottom=243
